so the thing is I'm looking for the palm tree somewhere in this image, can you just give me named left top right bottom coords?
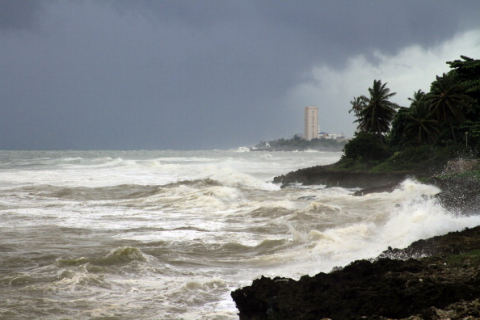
left=355, top=80, right=400, bottom=136
left=408, top=90, right=427, bottom=109
left=428, top=73, right=472, bottom=142
left=349, top=96, right=366, bottom=118
left=403, top=92, right=439, bottom=145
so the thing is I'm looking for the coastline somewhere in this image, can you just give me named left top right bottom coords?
left=273, top=163, right=480, bottom=212
left=231, top=168, right=480, bottom=319
left=232, top=225, right=480, bottom=319
left=272, top=165, right=415, bottom=189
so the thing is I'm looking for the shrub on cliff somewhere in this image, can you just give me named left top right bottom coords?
left=370, top=143, right=474, bottom=175
left=336, top=132, right=392, bottom=170
left=371, top=145, right=444, bottom=173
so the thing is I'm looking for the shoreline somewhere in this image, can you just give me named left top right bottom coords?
left=273, top=165, right=415, bottom=189
left=231, top=169, right=480, bottom=319
left=273, top=163, right=480, bottom=212
left=231, top=225, right=480, bottom=319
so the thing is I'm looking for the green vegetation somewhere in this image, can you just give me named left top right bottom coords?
left=433, top=157, right=480, bottom=181
left=335, top=132, right=392, bottom=170
left=335, top=55, right=480, bottom=174
left=446, top=249, right=480, bottom=267
left=371, top=145, right=466, bottom=173
left=351, top=79, right=400, bottom=136
left=254, top=134, right=346, bottom=151
left=437, top=170, right=480, bottom=181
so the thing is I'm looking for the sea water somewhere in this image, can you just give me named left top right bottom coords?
left=1, top=149, right=479, bottom=319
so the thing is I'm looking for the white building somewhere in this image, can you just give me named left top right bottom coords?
left=304, top=106, right=319, bottom=140
left=320, top=132, right=345, bottom=140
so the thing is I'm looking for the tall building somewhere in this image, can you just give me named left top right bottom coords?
left=304, top=106, right=319, bottom=140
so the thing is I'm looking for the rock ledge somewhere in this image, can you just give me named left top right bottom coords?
left=231, top=226, right=480, bottom=320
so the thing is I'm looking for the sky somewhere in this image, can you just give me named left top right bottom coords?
left=1, top=1, right=480, bottom=150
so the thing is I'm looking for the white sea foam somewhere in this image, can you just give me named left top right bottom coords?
left=2, top=150, right=478, bottom=319
left=234, top=146, right=251, bottom=152
left=261, top=179, right=480, bottom=278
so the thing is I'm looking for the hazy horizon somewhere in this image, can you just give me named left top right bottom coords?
left=1, top=0, right=479, bottom=150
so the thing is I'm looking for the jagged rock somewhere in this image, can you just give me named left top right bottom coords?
left=352, top=182, right=401, bottom=196
left=231, top=226, right=480, bottom=320
left=430, top=177, right=480, bottom=214
left=274, top=164, right=480, bottom=214
left=273, top=165, right=413, bottom=189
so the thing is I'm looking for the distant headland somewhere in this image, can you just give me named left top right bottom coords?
left=251, top=134, right=348, bottom=152
left=270, top=55, right=480, bottom=189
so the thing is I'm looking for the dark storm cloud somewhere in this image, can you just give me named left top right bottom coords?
left=0, top=0, right=479, bottom=150
left=0, top=0, right=42, bottom=30
left=119, top=0, right=476, bottom=67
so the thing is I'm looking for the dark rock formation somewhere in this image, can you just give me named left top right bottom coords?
left=352, top=182, right=401, bottom=196
left=247, top=163, right=480, bottom=319
left=349, top=176, right=480, bottom=214
left=231, top=226, right=480, bottom=320
left=273, top=164, right=480, bottom=214
left=378, top=225, right=480, bottom=259
left=430, top=177, right=480, bottom=214
left=273, top=166, right=414, bottom=189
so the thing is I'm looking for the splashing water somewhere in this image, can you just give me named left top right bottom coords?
left=1, top=150, right=478, bottom=319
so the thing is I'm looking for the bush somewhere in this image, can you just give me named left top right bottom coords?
left=332, top=132, right=392, bottom=171
left=343, top=132, right=392, bottom=161
left=371, top=144, right=468, bottom=174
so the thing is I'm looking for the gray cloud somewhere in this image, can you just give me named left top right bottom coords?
left=1, top=0, right=479, bottom=150
left=0, top=0, right=42, bottom=30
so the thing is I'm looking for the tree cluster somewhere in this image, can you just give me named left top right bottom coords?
left=341, top=56, right=480, bottom=171
left=255, top=134, right=346, bottom=151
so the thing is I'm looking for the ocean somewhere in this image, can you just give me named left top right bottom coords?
left=1, top=149, right=480, bottom=319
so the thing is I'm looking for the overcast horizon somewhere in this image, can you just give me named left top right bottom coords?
left=1, top=0, right=480, bottom=150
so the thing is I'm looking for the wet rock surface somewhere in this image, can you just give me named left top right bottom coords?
left=244, top=165, right=480, bottom=319
left=273, top=165, right=414, bottom=189
left=231, top=227, right=480, bottom=320
left=430, top=177, right=480, bottom=215
left=274, top=164, right=480, bottom=214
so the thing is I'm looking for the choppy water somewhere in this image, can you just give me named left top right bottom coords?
left=1, top=149, right=479, bottom=319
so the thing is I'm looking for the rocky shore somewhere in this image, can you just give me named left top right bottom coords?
left=273, top=165, right=416, bottom=189
left=232, top=226, right=480, bottom=320
left=231, top=168, right=480, bottom=319
left=273, top=164, right=480, bottom=213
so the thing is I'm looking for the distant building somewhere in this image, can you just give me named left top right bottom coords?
left=304, top=106, right=319, bottom=140
left=319, top=132, right=345, bottom=140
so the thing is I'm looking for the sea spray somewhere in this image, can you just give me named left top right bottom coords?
left=2, top=150, right=478, bottom=319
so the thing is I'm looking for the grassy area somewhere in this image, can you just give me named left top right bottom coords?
left=435, top=170, right=480, bottom=180
left=446, top=249, right=480, bottom=267
left=370, top=145, right=464, bottom=174
left=331, top=144, right=470, bottom=176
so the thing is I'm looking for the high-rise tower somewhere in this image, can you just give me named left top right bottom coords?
left=304, top=106, right=319, bottom=140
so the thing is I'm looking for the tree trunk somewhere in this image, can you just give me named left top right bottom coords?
left=450, top=124, right=457, bottom=143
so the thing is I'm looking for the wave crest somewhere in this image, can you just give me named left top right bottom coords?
left=92, top=247, right=147, bottom=266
